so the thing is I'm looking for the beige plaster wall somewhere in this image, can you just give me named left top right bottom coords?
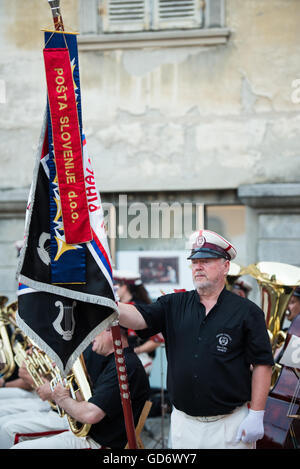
left=0, top=0, right=300, bottom=192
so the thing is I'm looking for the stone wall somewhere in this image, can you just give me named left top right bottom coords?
left=1, top=0, right=300, bottom=299
left=1, top=0, right=300, bottom=193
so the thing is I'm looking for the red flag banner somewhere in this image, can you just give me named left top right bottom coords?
left=43, top=47, right=92, bottom=245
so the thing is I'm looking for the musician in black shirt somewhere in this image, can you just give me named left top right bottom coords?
left=118, top=230, right=274, bottom=449
left=11, top=327, right=149, bottom=449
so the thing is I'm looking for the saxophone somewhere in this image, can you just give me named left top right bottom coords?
left=0, top=297, right=16, bottom=380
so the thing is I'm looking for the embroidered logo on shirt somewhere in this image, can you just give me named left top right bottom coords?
left=216, top=333, right=232, bottom=352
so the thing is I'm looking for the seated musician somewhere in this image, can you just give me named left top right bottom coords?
left=274, top=286, right=300, bottom=363
left=283, top=286, right=300, bottom=329
left=5, top=327, right=149, bottom=449
left=231, top=279, right=252, bottom=299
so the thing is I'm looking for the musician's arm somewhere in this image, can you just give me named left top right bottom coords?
left=118, top=302, right=148, bottom=330
left=250, top=364, right=272, bottom=410
left=134, top=339, right=161, bottom=355
left=17, top=362, right=35, bottom=389
left=0, top=376, right=33, bottom=390
left=52, top=383, right=105, bottom=424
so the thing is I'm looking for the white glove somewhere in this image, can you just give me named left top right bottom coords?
left=235, top=409, right=265, bottom=444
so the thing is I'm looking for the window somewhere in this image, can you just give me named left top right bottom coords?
left=206, top=205, right=246, bottom=266
left=78, top=0, right=228, bottom=50
left=101, top=0, right=203, bottom=33
left=102, top=197, right=245, bottom=265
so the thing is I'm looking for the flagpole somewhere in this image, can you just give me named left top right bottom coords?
left=45, top=0, right=138, bottom=450
left=47, top=0, right=64, bottom=31
left=111, top=323, right=138, bottom=449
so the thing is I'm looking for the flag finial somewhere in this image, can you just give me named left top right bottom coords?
left=48, top=0, right=64, bottom=31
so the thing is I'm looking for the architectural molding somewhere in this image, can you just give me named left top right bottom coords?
left=0, top=188, right=28, bottom=218
left=238, top=183, right=300, bottom=208
left=77, top=28, right=230, bottom=51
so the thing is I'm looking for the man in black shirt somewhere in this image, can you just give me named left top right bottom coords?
left=118, top=229, right=274, bottom=449
left=11, top=327, right=149, bottom=449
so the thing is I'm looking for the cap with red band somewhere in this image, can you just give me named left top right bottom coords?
left=113, top=269, right=142, bottom=286
left=187, top=230, right=237, bottom=261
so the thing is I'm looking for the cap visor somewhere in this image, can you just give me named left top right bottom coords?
left=187, top=251, right=224, bottom=260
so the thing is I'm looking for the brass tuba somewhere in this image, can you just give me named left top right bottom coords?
left=247, top=262, right=300, bottom=389
left=50, top=354, right=92, bottom=437
left=247, top=261, right=300, bottom=386
left=247, top=262, right=300, bottom=348
left=0, top=296, right=16, bottom=379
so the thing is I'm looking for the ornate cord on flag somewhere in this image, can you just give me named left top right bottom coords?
left=111, top=322, right=138, bottom=449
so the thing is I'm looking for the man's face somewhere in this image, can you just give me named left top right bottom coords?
left=191, top=257, right=229, bottom=291
left=92, top=329, right=113, bottom=356
left=286, top=295, right=300, bottom=321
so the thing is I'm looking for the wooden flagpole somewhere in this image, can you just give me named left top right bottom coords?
left=46, top=0, right=138, bottom=450
left=111, top=322, right=138, bottom=449
left=47, top=0, right=64, bottom=31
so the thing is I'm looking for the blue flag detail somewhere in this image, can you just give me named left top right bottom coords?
left=45, top=32, right=86, bottom=284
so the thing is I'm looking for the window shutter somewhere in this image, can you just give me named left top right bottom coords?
left=79, top=0, right=99, bottom=34
left=101, top=0, right=150, bottom=32
left=204, top=0, right=225, bottom=28
left=152, top=0, right=203, bottom=30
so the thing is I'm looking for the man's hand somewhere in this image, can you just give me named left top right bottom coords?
left=36, top=378, right=53, bottom=401
left=52, top=382, right=71, bottom=408
left=235, top=409, right=265, bottom=444
left=18, top=362, right=35, bottom=388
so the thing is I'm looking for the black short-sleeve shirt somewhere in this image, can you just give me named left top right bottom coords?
left=87, top=346, right=149, bottom=448
left=135, top=288, right=274, bottom=417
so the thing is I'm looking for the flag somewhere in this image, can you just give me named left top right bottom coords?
left=16, top=31, right=118, bottom=375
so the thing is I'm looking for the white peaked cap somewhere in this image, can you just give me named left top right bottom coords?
left=187, top=229, right=237, bottom=261
left=113, top=269, right=142, bottom=285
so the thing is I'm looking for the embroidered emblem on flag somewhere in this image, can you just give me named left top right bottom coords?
left=16, top=32, right=118, bottom=375
left=44, top=48, right=92, bottom=246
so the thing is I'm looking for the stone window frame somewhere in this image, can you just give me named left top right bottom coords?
left=78, top=0, right=230, bottom=51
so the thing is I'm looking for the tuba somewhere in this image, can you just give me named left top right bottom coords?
left=247, top=261, right=300, bottom=386
left=0, top=296, right=16, bottom=379
left=50, top=354, right=92, bottom=437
